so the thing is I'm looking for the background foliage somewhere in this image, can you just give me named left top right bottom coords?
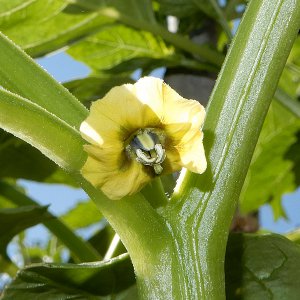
left=0, top=0, right=299, bottom=299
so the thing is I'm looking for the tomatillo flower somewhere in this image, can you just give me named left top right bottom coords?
left=80, top=77, right=207, bottom=200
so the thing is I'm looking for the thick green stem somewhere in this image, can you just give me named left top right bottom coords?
left=133, top=0, right=300, bottom=299
left=0, top=181, right=101, bottom=262
left=74, top=175, right=173, bottom=298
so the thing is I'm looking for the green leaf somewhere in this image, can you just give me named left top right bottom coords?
left=0, top=0, right=113, bottom=57
left=240, top=100, right=300, bottom=218
left=278, top=36, right=300, bottom=99
left=156, top=0, right=216, bottom=18
left=105, top=55, right=215, bottom=74
left=0, top=181, right=101, bottom=262
left=0, top=32, right=87, bottom=129
left=67, top=24, right=174, bottom=72
left=68, top=0, right=156, bottom=23
left=226, top=233, right=300, bottom=299
left=0, top=205, right=51, bottom=254
left=0, top=194, right=16, bottom=209
left=0, top=89, right=86, bottom=172
left=286, top=229, right=300, bottom=246
left=0, top=200, right=42, bottom=276
left=1, top=198, right=107, bottom=275
left=64, top=75, right=133, bottom=104
left=0, top=257, right=18, bottom=277
left=43, top=168, right=79, bottom=187
left=0, top=0, right=223, bottom=67
left=1, top=254, right=136, bottom=299
left=0, top=130, right=56, bottom=181
left=66, top=0, right=224, bottom=72
left=61, top=200, right=102, bottom=229
left=0, top=130, right=78, bottom=185
left=275, top=88, right=300, bottom=119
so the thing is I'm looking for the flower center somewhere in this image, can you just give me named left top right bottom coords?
left=127, top=128, right=166, bottom=175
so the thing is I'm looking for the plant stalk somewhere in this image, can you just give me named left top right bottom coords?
left=133, top=0, right=300, bottom=298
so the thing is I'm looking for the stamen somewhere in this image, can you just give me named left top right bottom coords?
left=136, top=149, right=156, bottom=165
left=129, top=129, right=166, bottom=175
left=153, top=164, right=163, bottom=175
left=154, top=144, right=166, bottom=164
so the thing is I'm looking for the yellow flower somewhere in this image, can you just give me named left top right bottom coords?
left=80, top=77, right=207, bottom=200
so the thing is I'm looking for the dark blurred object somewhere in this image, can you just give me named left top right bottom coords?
left=230, top=211, right=259, bottom=233
left=165, top=73, right=215, bottom=105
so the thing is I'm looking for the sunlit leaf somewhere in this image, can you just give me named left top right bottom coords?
left=240, top=101, right=300, bottom=218
left=0, top=0, right=112, bottom=57
left=67, top=24, right=174, bottom=72
left=286, top=229, right=300, bottom=246
left=0, top=32, right=87, bottom=129
left=62, top=200, right=102, bottom=229
left=279, top=36, right=300, bottom=99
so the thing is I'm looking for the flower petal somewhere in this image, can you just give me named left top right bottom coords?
left=81, top=155, right=151, bottom=200
left=83, top=144, right=123, bottom=169
left=163, top=146, right=182, bottom=174
left=80, top=76, right=207, bottom=199
left=163, top=123, right=192, bottom=145
left=162, top=81, right=206, bottom=131
left=132, top=77, right=165, bottom=119
left=176, top=131, right=207, bottom=174
left=80, top=81, right=162, bottom=147
left=101, top=162, right=151, bottom=200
